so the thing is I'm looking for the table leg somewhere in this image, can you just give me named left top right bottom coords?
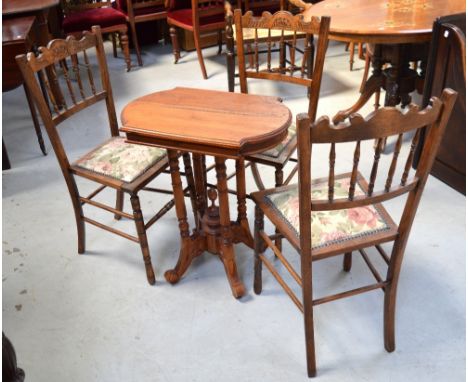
left=164, top=149, right=198, bottom=284
left=192, top=154, right=207, bottom=229
left=232, top=158, right=254, bottom=248
left=215, top=156, right=246, bottom=298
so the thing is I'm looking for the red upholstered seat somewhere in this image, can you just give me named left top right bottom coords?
left=62, top=8, right=127, bottom=33
left=167, top=7, right=225, bottom=27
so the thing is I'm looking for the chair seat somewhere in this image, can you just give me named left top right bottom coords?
left=262, top=123, right=296, bottom=158
left=73, top=137, right=167, bottom=183
left=63, top=8, right=127, bottom=34
left=167, top=8, right=225, bottom=28
left=255, top=174, right=396, bottom=252
left=233, top=24, right=306, bottom=42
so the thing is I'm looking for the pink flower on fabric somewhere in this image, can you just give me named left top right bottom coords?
left=323, top=231, right=347, bottom=242
left=347, top=206, right=378, bottom=228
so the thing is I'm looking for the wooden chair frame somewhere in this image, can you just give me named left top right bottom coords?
left=168, top=0, right=225, bottom=79
left=16, top=26, right=197, bottom=285
left=251, top=89, right=457, bottom=377
left=61, top=0, right=132, bottom=71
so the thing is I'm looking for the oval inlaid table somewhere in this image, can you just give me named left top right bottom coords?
left=121, top=87, right=292, bottom=298
left=301, top=0, right=465, bottom=121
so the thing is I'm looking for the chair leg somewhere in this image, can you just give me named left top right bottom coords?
left=182, top=152, right=198, bottom=222
left=349, top=41, right=355, bottom=71
left=343, top=251, right=352, bottom=271
left=169, top=26, right=181, bottom=64
left=130, top=194, right=156, bottom=285
left=111, top=33, right=118, bottom=58
left=23, top=83, right=47, bottom=155
left=193, top=31, right=208, bottom=79
left=253, top=205, right=264, bottom=295
left=217, top=29, right=223, bottom=55
left=250, top=162, right=266, bottom=190
left=360, top=50, right=371, bottom=93
left=120, top=31, right=131, bottom=72
left=114, top=190, right=124, bottom=220
left=274, top=167, right=284, bottom=252
left=129, top=20, right=143, bottom=66
left=66, top=179, right=86, bottom=254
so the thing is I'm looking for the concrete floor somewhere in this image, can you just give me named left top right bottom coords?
left=2, top=40, right=465, bottom=381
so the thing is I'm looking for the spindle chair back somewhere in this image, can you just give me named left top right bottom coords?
left=251, top=89, right=457, bottom=377
left=16, top=26, right=195, bottom=285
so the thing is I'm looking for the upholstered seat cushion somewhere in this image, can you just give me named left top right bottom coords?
left=261, top=123, right=296, bottom=158
left=167, top=8, right=225, bottom=27
left=74, top=137, right=167, bottom=183
left=264, top=177, right=391, bottom=250
left=62, top=8, right=127, bottom=34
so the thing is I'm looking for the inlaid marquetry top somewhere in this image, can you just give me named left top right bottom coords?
left=120, top=87, right=292, bottom=158
left=302, top=0, right=466, bottom=43
left=2, top=0, right=59, bottom=15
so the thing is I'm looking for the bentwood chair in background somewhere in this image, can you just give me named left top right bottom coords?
left=116, top=0, right=168, bottom=66
left=251, top=89, right=457, bottom=377
left=61, top=0, right=132, bottom=71
left=16, top=26, right=196, bottom=285
left=167, top=0, right=225, bottom=79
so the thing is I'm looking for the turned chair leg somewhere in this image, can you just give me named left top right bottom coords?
left=129, top=20, right=143, bottom=66
left=111, top=33, right=118, bottom=57
left=120, top=30, right=131, bottom=72
left=274, top=167, right=284, bottom=253
left=349, top=41, right=355, bottom=71
left=130, top=194, right=156, bottom=285
left=114, top=190, right=124, bottom=220
left=169, top=26, right=180, bottom=64
left=193, top=31, right=208, bottom=79
left=343, top=251, right=352, bottom=271
left=217, top=29, right=223, bottom=54
left=67, top=180, right=86, bottom=254
left=253, top=205, right=264, bottom=294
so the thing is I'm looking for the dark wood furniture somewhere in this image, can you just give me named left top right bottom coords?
left=302, top=0, right=465, bottom=123
left=167, top=0, right=225, bottom=79
left=60, top=0, right=132, bottom=71
left=414, top=14, right=466, bottom=194
left=3, top=16, right=47, bottom=158
left=251, top=89, right=457, bottom=377
left=116, top=0, right=168, bottom=66
left=16, top=26, right=190, bottom=284
left=121, top=87, right=291, bottom=298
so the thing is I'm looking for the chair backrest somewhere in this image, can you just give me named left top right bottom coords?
left=230, top=8, right=330, bottom=120
left=61, top=0, right=113, bottom=15
left=242, top=0, right=285, bottom=14
left=15, top=26, right=118, bottom=172
left=122, top=0, right=167, bottom=15
left=191, top=0, right=225, bottom=29
left=295, top=89, right=457, bottom=256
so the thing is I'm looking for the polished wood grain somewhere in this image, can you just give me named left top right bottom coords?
left=121, top=86, right=291, bottom=297
left=2, top=0, right=59, bottom=15
left=121, top=87, right=292, bottom=158
left=252, top=89, right=457, bottom=377
left=302, top=0, right=466, bottom=43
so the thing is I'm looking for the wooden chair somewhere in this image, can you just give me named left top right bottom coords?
left=228, top=8, right=329, bottom=251
left=251, top=89, right=457, bottom=377
left=61, top=0, right=132, bottom=71
left=16, top=26, right=196, bottom=285
left=116, top=0, right=168, bottom=66
left=167, top=0, right=225, bottom=79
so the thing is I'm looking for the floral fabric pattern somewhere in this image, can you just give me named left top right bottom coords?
left=262, top=123, right=296, bottom=158
left=75, top=137, right=167, bottom=183
left=265, top=177, right=389, bottom=249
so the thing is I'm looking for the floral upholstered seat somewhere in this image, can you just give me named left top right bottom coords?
left=264, top=176, right=392, bottom=250
left=261, top=124, right=297, bottom=158
left=74, top=137, right=167, bottom=183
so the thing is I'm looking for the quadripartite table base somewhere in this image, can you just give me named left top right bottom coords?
left=333, top=42, right=430, bottom=124
left=164, top=150, right=253, bottom=298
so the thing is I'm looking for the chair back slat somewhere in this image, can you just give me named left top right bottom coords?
left=328, top=143, right=335, bottom=201
left=348, top=140, right=360, bottom=200
left=367, top=138, right=383, bottom=196
left=16, top=27, right=119, bottom=169
left=384, top=133, right=403, bottom=192
left=232, top=8, right=330, bottom=120
left=401, top=128, right=421, bottom=186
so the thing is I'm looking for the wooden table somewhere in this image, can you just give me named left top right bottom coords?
left=121, top=87, right=291, bottom=298
left=302, top=0, right=466, bottom=120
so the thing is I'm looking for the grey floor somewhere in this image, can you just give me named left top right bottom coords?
left=2, top=40, right=465, bottom=381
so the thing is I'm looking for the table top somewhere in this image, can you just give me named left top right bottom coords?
left=120, top=87, right=292, bottom=158
left=303, top=0, right=466, bottom=44
left=3, top=15, right=36, bottom=43
left=2, top=0, right=59, bottom=16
